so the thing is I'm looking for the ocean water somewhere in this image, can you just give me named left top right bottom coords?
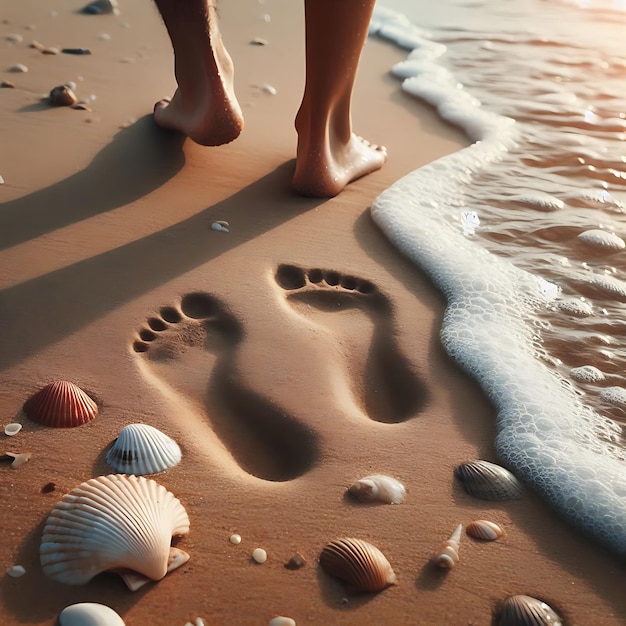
left=369, top=0, right=626, bottom=556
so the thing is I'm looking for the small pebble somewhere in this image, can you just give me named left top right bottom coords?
left=8, top=64, right=28, bottom=73
left=49, top=85, right=78, bottom=107
left=62, top=48, right=92, bottom=55
left=211, top=221, right=230, bottom=233
left=6, top=565, right=26, bottom=578
left=42, top=47, right=60, bottom=55
left=261, top=84, right=277, bottom=95
left=250, top=37, right=268, bottom=46
left=252, top=548, right=267, bottom=564
left=284, top=552, right=306, bottom=570
left=6, top=34, right=23, bottom=43
left=30, top=40, right=45, bottom=50
left=0, top=175, right=4, bottom=184
left=258, top=13, right=271, bottom=22
left=99, top=33, right=111, bottom=41
left=1, top=81, right=15, bottom=88
left=80, top=0, right=119, bottom=15
left=269, top=618, right=295, bottom=626
left=41, top=482, right=56, bottom=493
left=73, top=101, right=92, bottom=111
left=229, top=533, right=242, bottom=545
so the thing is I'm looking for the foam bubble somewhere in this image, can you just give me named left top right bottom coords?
left=570, top=366, right=606, bottom=383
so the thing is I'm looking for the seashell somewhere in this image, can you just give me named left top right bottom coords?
left=49, top=85, right=78, bottom=107
left=432, top=524, right=462, bottom=569
left=58, top=603, right=125, bottom=626
left=319, top=538, right=396, bottom=593
left=80, top=0, right=119, bottom=15
left=211, top=220, right=230, bottom=232
left=23, top=380, right=98, bottom=428
left=6, top=565, right=26, bottom=577
left=229, top=533, right=242, bottom=545
left=466, top=519, right=504, bottom=541
left=40, top=474, right=190, bottom=588
left=252, top=548, right=267, bottom=564
left=495, top=594, right=563, bottom=626
left=269, top=618, right=296, bottom=626
left=106, top=423, right=182, bottom=475
left=348, top=475, right=405, bottom=504
left=4, top=423, right=22, bottom=436
left=454, top=460, right=523, bottom=501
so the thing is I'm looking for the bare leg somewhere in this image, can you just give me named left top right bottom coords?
left=293, top=0, right=387, bottom=198
left=153, top=0, right=243, bottom=146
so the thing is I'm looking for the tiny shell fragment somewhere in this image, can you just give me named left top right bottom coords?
left=62, top=48, right=92, bottom=55
left=284, top=552, right=306, bottom=570
left=252, top=548, right=267, bottom=563
left=229, top=534, right=242, bottom=545
left=8, top=64, right=28, bottom=73
left=1, top=81, right=15, bottom=88
left=261, top=84, right=277, bottom=95
left=7, top=34, right=24, bottom=43
left=6, top=565, right=26, bottom=578
left=6, top=452, right=32, bottom=468
left=251, top=37, right=268, bottom=45
left=41, top=481, right=56, bottom=493
left=4, top=423, right=22, bottom=436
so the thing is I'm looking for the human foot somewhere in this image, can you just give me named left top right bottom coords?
left=153, top=1, right=243, bottom=146
left=274, top=264, right=426, bottom=423
left=132, top=292, right=318, bottom=481
left=292, top=131, right=387, bottom=198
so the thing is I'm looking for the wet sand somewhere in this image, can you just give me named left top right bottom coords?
left=1, top=1, right=625, bottom=624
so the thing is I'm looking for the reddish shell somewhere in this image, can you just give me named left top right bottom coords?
left=466, top=520, right=504, bottom=541
left=319, top=538, right=396, bottom=593
left=24, top=381, right=98, bottom=428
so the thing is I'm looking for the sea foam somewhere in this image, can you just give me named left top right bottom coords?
left=370, top=6, right=626, bottom=556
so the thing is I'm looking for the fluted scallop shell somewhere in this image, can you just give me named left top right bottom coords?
left=58, top=603, right=125, bottom=626
left=320, top=538, right=396, bottom=592
left=348, top=475, right=405, bottom=504
left=454, top=460, right=523, bottom=500
left=40, top=474, right=190, bottom=587
left=495, top=595, right=563, bottom=626
left=24, top=380, right=98, bottom=428
left=432, top=523, right=462, bottom=569
left=106, top=423, right=182, bottom=475
left=466, top=519, right=504, bottom=541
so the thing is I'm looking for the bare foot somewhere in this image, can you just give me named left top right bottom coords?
left=153, top=4, right=243, bottom=147
left=292, top=130, right=387, bottom=198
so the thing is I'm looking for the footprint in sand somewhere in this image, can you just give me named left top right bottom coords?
left=132, top=291, right=319, bottom=483
left=274, top=264, right=426, bottom=425
left=132, top=269, right=425, bottom=482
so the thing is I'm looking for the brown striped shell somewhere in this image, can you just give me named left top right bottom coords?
left=494, top=595, right=563, bottom=626
left=24, top=381, right=98, bottom=428
left=454, top=460, right=523, bottom=500
left=466, top=520, right=504, bottom=541
left=319, top=538, right=396, bottom=593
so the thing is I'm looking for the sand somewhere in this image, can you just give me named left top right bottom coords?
left=1, top=1, right=625, bottom=624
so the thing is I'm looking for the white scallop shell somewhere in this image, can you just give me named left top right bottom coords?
left=106, top=423, right=182, bottom=475
left=348, top=475, right=405, bottom=504
left=58, top=603, right=125, bottom=626
left=40, top=474, right=190, bottom=587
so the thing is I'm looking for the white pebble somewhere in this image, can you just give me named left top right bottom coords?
left=99, top=33, right=111, bottom=41
left=4, top=423, right=22, bottom=436
left=6, top=565, right=26, bottom=578
left=252, top=548, right=267, bottom=564
left=0, top=175, right=4, bottom=184
left=8, top=64, right=28, bottom=73
left=6, top=34, right=23, bottom=43
left=269, top=618, right=296, bottom=626
left=66, top=81, right=77, bottom=91
left=261, top=84, right=277, bottom=95
left=229, top=533, right=241, bottom=545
